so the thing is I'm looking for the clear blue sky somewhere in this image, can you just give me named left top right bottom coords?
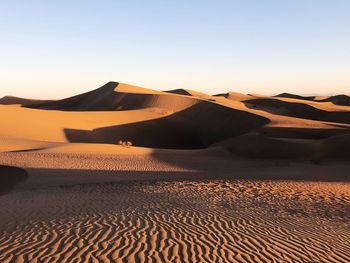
left=0, top=0, right=349, bottom=99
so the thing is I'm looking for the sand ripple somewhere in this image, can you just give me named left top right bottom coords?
left=0, top=180, right=349, bottom=262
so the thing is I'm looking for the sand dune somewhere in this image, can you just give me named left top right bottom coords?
left=215, top=91, right=254, bottom=101
left=63, top=103, right=269, bottom=149
left=0, top=105, right=168, bottom=143
left=1, top=81, right=349, bottom=154
left=220, top=133, right=350, bottom=160
left=274, top=92, right=317, bottom=101
left=243, top=98, right=350, bottom=124
left=26, top=82, right=199, bottom=112
left=1, top=81, right=350, bottom=262
left=275, top=92, right=350, bottom=106
left=219, top=134, right=314, bottom=159
left=1, top=82, right=270, bottom=148
left=0, top=96, right=53, bottom=106
left=1, top=81, right=350, bottom=152
left=319, top=94, right=350, bottom=106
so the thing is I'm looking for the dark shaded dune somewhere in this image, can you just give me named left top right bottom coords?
left=221, top=134, right=313, bottom=159
left=221, top=133, right=350, bottom=161
left=315, top=134, right=350, bottom=160
left=64, top=102, right=270, bottom=149
left=0, top=165, right=27, bottom=195
left=165, top=89, right=192, bottom=96
left=259, top=126, right=350, bottom=139
left=319, top=94, right=350, bottom=106
left=244, top=98, right=350, bottom=124
left=27, top=82, right=201, bottom=112
left=274, top=93, right=316, bottom=101
left=214, top=92, right=230, bottom=98
left=275, top=93, right=350, bottom=106
left=0, top=96, right=53, bottom=106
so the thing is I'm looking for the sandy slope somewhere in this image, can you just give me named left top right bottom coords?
left=0, top=82, right=350, bottom=262
left=0, top=105, right=168, bottom=143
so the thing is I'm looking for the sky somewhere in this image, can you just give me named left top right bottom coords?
left=0, top=0, right=349, bottom=99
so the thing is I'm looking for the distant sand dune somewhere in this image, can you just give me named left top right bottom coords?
left=243, top=98, right=350, bottom=124
left=319, top=94, right=350, bottom=106
left=275, top=92, right=350, bottom=106
left=274, top=92, right=317, bottom=101
left=0, top=96, right=53, bottom=106
left=214, top=91, right=254, bottom=101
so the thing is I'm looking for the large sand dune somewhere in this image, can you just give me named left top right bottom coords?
left=1, top=81, right=349, bottom=153
left=0, top=81, right=350, bottom=261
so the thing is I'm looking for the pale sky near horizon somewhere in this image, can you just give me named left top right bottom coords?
left=0, top=0, right=349, bottom=99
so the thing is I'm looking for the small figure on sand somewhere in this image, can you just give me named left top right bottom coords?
left=117, top=140, right=133, bottom=148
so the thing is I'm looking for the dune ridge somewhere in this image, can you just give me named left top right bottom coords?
left=275, top=93, right=350, bottom=106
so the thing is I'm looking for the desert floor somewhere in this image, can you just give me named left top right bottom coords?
left=0, top=150, right=350, bottom=263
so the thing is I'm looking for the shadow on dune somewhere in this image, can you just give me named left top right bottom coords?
left=244, top=98, right=350, bottom=124
left=218, top=134, right=350, bottom=161
left=165, top=89, right=193, bottom=96
left=259, top=126, right=350, bottom=139
left=0, top=165, right=27, bottom=195
left=24, top=164, right=350, bottom=191
left=218, top=134, right=314, bottom=160
left=64, top=102, right=270, bottom=149
left=0, top=96, right=53, bottom=106
left=319, top=95, right=350, bottom=106
left=24, top=82, right=142, bottom=111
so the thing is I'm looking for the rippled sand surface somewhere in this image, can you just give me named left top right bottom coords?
left=1, top=180, right=349, bottom=262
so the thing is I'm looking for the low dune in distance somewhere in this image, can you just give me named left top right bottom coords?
left=0, top=81, right=350, bottom=262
